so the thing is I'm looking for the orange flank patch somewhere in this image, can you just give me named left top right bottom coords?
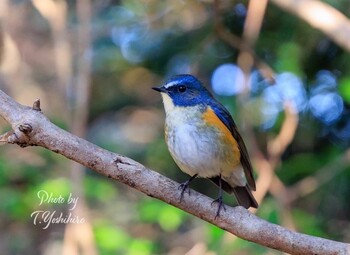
left=202, top=106, right=240, bottom=157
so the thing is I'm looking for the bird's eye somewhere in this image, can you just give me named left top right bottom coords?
left=178, top=85, right=186, bottom=93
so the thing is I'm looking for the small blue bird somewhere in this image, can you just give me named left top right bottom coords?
left=153, top=74, right=258, bottom=216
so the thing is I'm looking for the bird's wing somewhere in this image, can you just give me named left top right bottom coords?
left=208, top=101, right=256, bottom=191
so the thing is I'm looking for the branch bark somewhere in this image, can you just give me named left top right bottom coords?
left=0, top=89, right=349, bottom=255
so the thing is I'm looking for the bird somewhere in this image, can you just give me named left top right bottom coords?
left=152, top=74, right=258, bottom=217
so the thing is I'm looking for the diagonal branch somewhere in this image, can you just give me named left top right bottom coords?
left=0, top=89, right=349, bottom=254
left=270, top=0, right=350, bottom=52
left=287, top=149, right=350, bottom=203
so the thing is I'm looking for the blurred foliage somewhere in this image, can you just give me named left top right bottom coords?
left=0, top=0, right=349, bottom=254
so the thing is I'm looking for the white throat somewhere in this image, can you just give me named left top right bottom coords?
left=160, top=93, right=175, bottom=113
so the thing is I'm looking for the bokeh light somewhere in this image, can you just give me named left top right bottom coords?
left=309, top=93, right=344, bottom=124
left=111, top=24, right=148, bottom=63
left=211, top=63, right=245, bottom=96
left=309, top=70, right=344, bottom=125
left=311, top=70, right=337, bottom=94
left=259, top=72, right=307, bottom=128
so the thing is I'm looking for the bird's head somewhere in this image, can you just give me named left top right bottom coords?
left=152, top=74, right=213, bottom=110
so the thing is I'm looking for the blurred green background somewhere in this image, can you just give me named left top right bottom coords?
left=0, top=0, right=349, bottom=254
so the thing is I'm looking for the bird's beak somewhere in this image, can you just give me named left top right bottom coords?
left=152, top=86, right=167, bottom=93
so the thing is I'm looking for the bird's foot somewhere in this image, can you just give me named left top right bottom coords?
left=178, top=180, right=191, bottom=202
left=178, top=174, right=198, bottom=202
left=211, top=195, right=226, bottom=219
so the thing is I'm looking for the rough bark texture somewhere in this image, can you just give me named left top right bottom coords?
left=0, top=89, right=349, bottom=255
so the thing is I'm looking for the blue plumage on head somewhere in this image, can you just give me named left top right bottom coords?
left=163, top=74, right=214, bottom=107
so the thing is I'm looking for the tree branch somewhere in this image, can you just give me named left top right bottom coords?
left=0, top=89, right=349, bottom=255
left=270, top=0, right=350, bottom=52
left=287, top=149, right=350, bottom=203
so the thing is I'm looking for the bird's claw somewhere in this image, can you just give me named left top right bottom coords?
left=177, top=174, right=197, bottom=202
left=212, top=196, right=226, bottom=219
left=178, top=181, right=191, bottom=202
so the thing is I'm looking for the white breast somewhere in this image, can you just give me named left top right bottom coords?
left=160, top=93, right=246, bottom=186
left=164, top=102, right=225, bottom=178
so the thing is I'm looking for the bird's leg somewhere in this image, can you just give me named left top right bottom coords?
left=211, top=174, right=226, bottom=218
left=178, top=174, right=198, bottom=202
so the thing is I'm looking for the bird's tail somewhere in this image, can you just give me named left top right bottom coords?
left=208, top=177, right=258, bottom=209
left=232, top=185, right=258, bottom=209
